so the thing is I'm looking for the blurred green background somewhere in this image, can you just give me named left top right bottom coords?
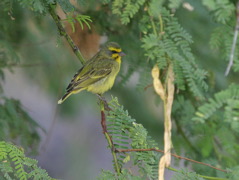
left=1, top=0, right=238, bottom=179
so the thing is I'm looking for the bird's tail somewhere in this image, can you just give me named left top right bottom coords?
left=58, top=92, right=72, bottom=104
left=58, top=88, right=84, bottom=104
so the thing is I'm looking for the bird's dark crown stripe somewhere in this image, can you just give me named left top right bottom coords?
left=108, top=47, right=121, bottom=52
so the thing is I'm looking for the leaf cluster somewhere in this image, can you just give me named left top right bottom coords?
left=112, top=0, right=146, bottom=25
left=61, top=13, right=92, bottom=32
left=204, top=0, right=239, bottom=74
left=1, top=0, right=239, bottom=179
left=202, top=0, right=235, bottom=24
left=0, top=98, right=42, bottom=153
left=141, top=7, right=208, bottom=100
left=189, top=84, right=239, bottom=168
left=0, top=141, right=55, bottom=180
left=98, top=169, right=141, bottom=180
left=172, top=169, right=204, bottom=180
left=16, top=0, right=81, bottom=14
left=101, top=97, right=159, bottom=179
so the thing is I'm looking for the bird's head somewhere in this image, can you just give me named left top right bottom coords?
left=101, top=42, right=126, bottom=60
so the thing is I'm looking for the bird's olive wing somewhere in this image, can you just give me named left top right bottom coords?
left=66, top=59, right=113, bottom=91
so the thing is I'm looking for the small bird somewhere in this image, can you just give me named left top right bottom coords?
left=58, top=42, right=126, bottom=104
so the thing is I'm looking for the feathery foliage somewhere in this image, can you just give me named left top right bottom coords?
left=168, top=0, right=183, bottom=9
left=98, top=169, right=141, bottom=180
left=106, top=0, right=209, bottom=99
left=193, top=84, right=239, bottom=132
left=101, top=97, right=159, bottom=179
left=62, top=14, right=92, bottom=32
left=172, top=169, right=204, bottom=180
left=112, top=0, right=146, bottom=25
left=204, top=0, right=239, bottom=74
left=0, top=0, right=20, bottom=80
left=1, top=0, right=239, bottom=179
left=141, top=6, right=208, bottom=99
left=0, top=141, right=55, bottom=179
left=202, top=0, right=235, bottom=24
left=0, top=98, right=42, bottom=153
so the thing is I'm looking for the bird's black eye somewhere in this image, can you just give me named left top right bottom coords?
left=111, top=50, right=118, bottom=54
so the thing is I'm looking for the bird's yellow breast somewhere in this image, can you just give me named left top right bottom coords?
left=86, top=61, right=121, bottom=94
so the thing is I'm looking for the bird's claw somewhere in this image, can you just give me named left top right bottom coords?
left=97, top=94, right=112, bottom=111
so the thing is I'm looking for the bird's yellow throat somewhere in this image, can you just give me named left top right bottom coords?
left=112, top=53, right=122, bottom=64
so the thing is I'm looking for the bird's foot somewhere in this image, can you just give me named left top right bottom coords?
left=97, top=94, right=112, bottom=111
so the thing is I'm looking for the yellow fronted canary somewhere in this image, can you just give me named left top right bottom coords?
left=58, top=42, right=125, bottom=104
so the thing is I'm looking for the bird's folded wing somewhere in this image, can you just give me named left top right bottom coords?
left=66, top=60, right=113, bottom=91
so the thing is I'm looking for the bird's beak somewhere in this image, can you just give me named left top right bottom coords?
left=119, top=51, right=126, bottom=56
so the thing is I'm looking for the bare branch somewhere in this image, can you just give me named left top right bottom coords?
left=116, top=148, right=228, bottom=173
left=225, top=1, right=239, bottom=76
left=48, top=5, right=86, bottom=65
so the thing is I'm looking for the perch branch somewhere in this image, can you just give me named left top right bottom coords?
left=48, top=4, right=85, bottom=65
left=100, top=102, right=121, bottom=175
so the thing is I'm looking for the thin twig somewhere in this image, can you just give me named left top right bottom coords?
left=100, top=101, right=121, bottom=175
left=150, top=16, right=157, bottom=36
left=158, top=14, right=164, bottom=36
left=115, top=148, right=228, bottom=173
left=48, top=4, right=85, bottom=65
left=101, top=110, right=107, bottom=133
left=225, top=1, right=239, bottom=76
left=144, top=83, right=153, bottom=91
